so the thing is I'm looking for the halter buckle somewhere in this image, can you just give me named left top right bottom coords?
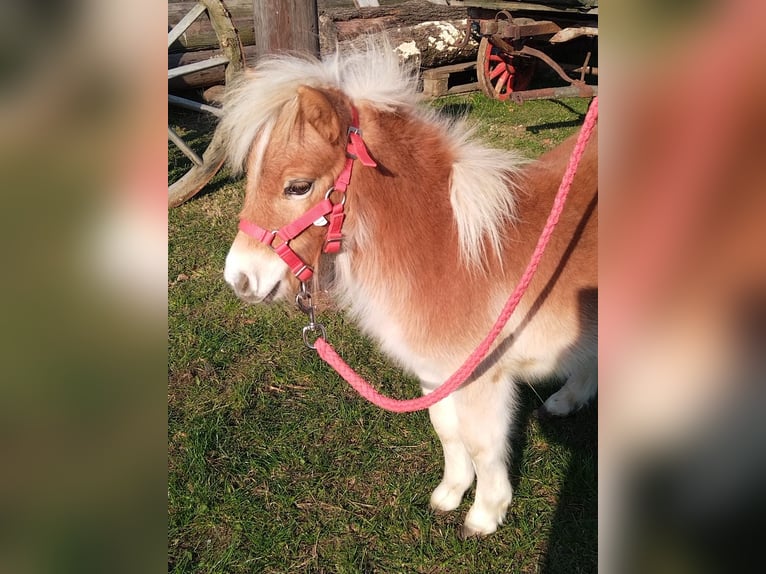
left=295, top=264, right=312, bottom=282
left=346, top=125, right=366, bottom=161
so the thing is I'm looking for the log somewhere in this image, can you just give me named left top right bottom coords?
left=168, top=0, right=253, bottom=52
left=320, top=0, right=469, bottom=24
left=169, top=16, right=255, bottom=52
left=318, top=0, right=477, bottom=68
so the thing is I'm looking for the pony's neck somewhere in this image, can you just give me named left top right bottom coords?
left=329, top=103, right=502, bottom=330
left=344, top=105, right=461, bottom=272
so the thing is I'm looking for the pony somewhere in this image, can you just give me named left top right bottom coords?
left=219, top=43, right=597, bottom=538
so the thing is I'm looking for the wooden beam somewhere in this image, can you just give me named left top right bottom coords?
left=550, top=26, right=599, bottom=43
left=253, top=0, right=319, bottom=58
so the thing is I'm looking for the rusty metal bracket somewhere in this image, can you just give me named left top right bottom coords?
left=488, top=34, right=516, bottom=56
left=495, top=9, right=513, bottom=22
left=494, top=10, right=518, bottom=40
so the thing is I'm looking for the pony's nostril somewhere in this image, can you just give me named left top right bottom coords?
left=234, top=273, right=250, bottom=295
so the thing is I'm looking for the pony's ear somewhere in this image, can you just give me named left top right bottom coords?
left=296, top=85, right=342, bottom=144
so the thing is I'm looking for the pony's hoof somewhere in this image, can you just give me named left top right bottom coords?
left=429, top=482, right=467, bottom=514
left=535, top=405, right=556, bottom=420
left=461, top=499, right=507, bottom=538
left=459, top=523, right=490, bottom=540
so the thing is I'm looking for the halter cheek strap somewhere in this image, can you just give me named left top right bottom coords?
left=237, top=106, right=377, bottom=282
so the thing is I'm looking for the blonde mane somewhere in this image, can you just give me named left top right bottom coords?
left=219, top=41, right=527, bottom=265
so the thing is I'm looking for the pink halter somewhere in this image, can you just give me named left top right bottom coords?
left=238, top=106, right=377, bottom=282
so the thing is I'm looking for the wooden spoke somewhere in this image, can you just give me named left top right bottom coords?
left=168, top=94, right=222, bottom=117
left=168, top=2, right=207, bottom=48
left=168, top=127, right=203, bottom=166
left=489, top=63, right=506, bottom=80
left=168, top=55, right=229, bottom=80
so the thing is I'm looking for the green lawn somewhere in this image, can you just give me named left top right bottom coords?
left=168, top=94, right=596, bottom=573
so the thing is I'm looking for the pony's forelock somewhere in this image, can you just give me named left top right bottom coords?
left=220, top=40, right=419, bottom=175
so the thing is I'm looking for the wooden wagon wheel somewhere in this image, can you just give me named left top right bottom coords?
left=168, top=0, right=244, bottom=208
left=476, top=37, right=535, bottom=101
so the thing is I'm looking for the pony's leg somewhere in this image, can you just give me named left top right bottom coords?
left=457, top=371, right=518, bottom=537
left=425, top=391, right=475, bottom=513
left=541, top=357, right=597, bottom=417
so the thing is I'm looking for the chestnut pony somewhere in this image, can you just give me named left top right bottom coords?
left=220, top=45, right=597, bottom=537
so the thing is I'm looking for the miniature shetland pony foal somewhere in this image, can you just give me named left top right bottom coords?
left=220, top=46, right=597, bottom=537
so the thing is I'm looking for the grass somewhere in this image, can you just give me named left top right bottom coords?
left=169, top=94, right=596, bottom=573
left=169, top=107, right=218, bottom=186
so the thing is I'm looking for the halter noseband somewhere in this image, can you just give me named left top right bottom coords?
left=237, top=106, right=377, bottom=283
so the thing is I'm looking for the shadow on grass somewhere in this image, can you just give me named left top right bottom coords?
left=512, top=385, right=598, bottom=574
left=525, top=99, right=589, bottom=134
left=538, top=402, right=597, bottom=573
left=192, top=169, right=241, bottom=202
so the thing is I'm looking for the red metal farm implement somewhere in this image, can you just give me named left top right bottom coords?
left=431, top=0, right=597, bottom=102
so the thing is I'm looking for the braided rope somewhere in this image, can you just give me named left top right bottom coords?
left=315, top=97, right=598, bottom=413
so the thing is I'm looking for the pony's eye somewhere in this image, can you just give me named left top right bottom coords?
left=284, top=180, right=314, bottom=197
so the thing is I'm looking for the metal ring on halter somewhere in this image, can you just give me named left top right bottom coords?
left=324, top=187, right=347, bottom=206
left=302, top=323, right=327, bottom=350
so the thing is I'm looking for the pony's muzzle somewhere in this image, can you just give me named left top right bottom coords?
left=225, top=268, right=282, bottom=304
left=224, top=238, right=288, bottom=304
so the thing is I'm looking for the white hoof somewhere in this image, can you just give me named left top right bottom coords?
left=429, top=481, right=469, bottom=513
left=461, top=506, right=504, bottom=538
left=461, top=490, right=512, bottom=537
left=543, top=364, right=597, bottom=417
left=542, top=387, right=581, bottom=417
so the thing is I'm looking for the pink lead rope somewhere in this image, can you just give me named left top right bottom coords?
left=314, top=97, right=599, bottom=413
